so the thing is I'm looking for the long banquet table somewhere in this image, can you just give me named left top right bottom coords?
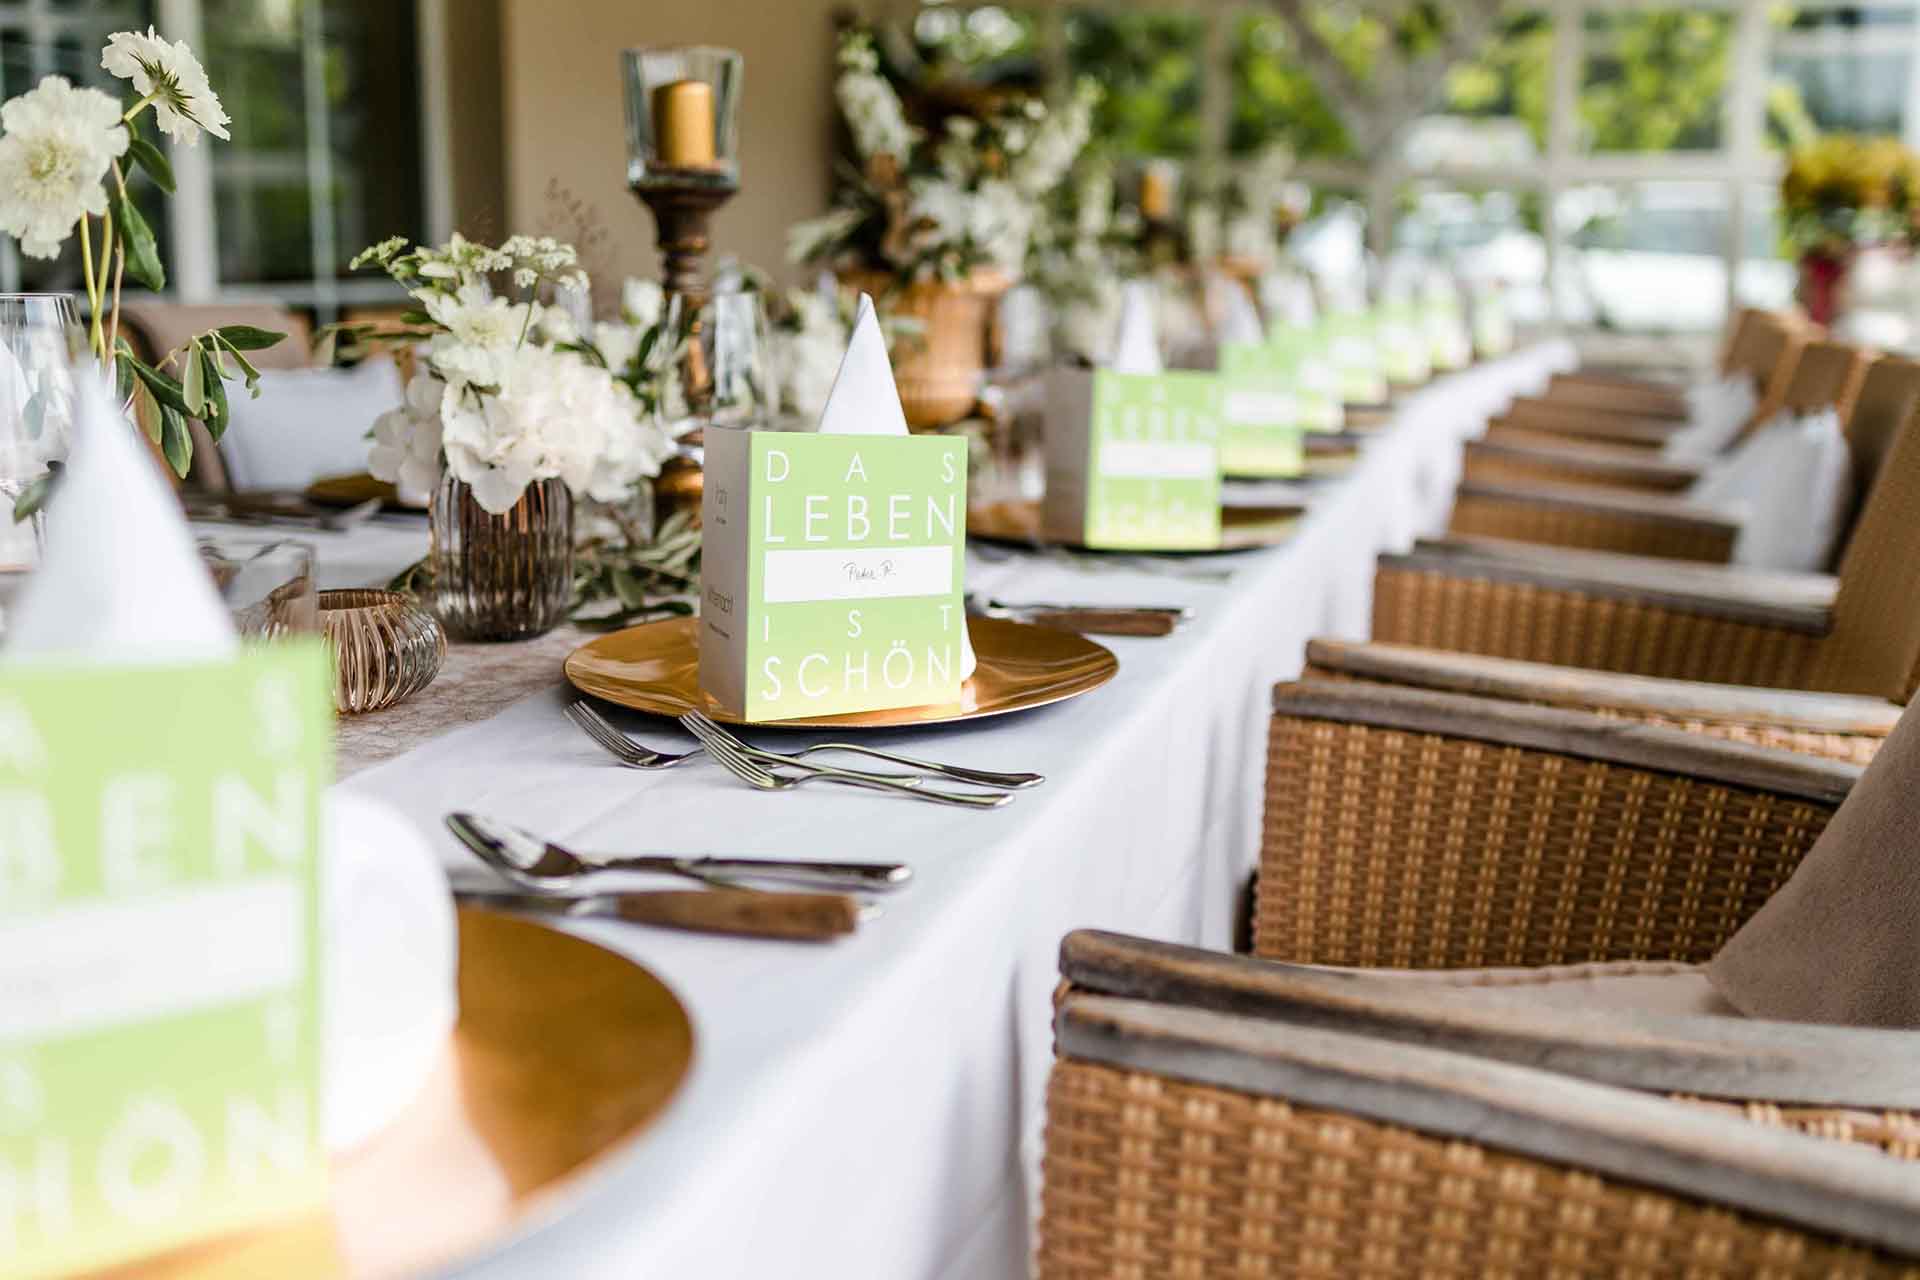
left=314, top=342, right=1573, bottom=1278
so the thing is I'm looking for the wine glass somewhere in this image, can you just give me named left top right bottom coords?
left=649, top=286, right=781, bottom=441
left=0, top=293, right=84, bottom=616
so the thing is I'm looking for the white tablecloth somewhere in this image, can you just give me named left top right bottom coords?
left=336, top=343, right=1574, bottom=1279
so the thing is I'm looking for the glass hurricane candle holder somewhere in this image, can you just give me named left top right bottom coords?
left=622, top=45, right=743, bottom=298
left=321, top=589, right=447, bottom=715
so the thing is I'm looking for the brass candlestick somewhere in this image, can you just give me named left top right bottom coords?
left=623, top=48, right=743, bottom=305
left=632, top=178, right=737, bottom=303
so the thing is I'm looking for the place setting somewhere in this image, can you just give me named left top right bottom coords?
left=13, top=6, right=1875, bottom=1278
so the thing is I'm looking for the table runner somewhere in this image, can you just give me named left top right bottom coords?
left=333, top=343, right=1574, bottom=1278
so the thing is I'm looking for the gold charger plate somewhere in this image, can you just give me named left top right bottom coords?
left=967, top=497, right=1303, bottom=553
left=305, top=472, right=429, bottom=512
left=565, top=614, right=1118, bottom=730
left=114, top=909, right=694, bottom=1280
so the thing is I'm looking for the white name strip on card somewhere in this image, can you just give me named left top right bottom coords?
left=0, top=877, right=303, bottom=1039
left=1099, top=441, right=1217, bottom=479
left=762, top=545, right=956, bottom=604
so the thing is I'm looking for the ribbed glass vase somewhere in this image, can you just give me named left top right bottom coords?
left=428, top=469, right=573, bottom=641
left=320, top=589, right=446, bottom=714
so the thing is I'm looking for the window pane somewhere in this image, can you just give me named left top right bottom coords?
left=322, top=1, right=423, bottom=279
left=1579, top=8, right=1733, bottom=152
left=1736, top=182, right=1797, bottom=312
left=204, top=0, right=314, bottom=283
left=1557, top=180, right=1731, bottom=332
left=202, top=0, right=423, bottom=287
left=1769, top=5, right=1913, bottom=144
left=1066, top=9, right=1204, bottom=156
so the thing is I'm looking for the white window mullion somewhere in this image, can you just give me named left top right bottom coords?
left=156, top=0, right=218, bottom=301
left=1544, top=0, right=1581, bottom=333
left=1725, top=1, right=1770, bottom=323
left=300, top=0, right=339, bottom=316
left=415, top=0, right=455, bottom=241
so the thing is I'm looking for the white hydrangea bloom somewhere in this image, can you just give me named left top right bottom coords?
left=367, top=372, right=446, bottom=497
left=437, top=345, right=669, bottom=515
left=100, top=27, right=230, bottom=145
left=0, top=76, right=129, bottom=258
left=621, top=277, right=664, bottom=328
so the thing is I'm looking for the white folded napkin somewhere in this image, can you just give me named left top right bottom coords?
left=3, top=376, right=457, bottom=1154
left=818, top=295, right=976, bottom=679
left=6, top=374, right=237, bottom=663
left=1690, top=406, right=1851, bottom=572
left=1216, top=279, right=1265, bottom=347
left=1111, top=281, right=1163, bottom=375
left=1260, top=274, right=1318, bottom=331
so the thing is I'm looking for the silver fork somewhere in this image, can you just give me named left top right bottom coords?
left=680, top=714, right=1012, bottom=809
left=680, top=708, right=1044, bottom=790
left=567, top=701, right=919, bottom=782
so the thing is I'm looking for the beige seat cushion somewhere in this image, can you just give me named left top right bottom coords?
left=1348, top=960, right=1740, bottom=1019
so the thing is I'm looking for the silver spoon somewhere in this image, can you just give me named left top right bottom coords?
left=446, top=812, right=911, bottom=895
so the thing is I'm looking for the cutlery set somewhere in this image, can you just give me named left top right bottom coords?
left=460, top=599, right=1183, bottom=938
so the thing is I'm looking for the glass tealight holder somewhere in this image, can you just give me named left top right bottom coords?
left=320, top=589, right=447, bottom=715
left=623, top=46, right=744, bottom=192
left=198, top=536, right=319, bottom=641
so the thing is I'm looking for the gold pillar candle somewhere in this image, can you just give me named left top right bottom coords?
left=654, top=78, right=718, bottom=169
left=1140, top=168, right=1173, bottom=221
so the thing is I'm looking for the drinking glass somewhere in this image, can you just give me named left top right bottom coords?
left=648, top=286, right=780, bottom=442
left=0, top=294, right=84, bottom=570
left=198, top=536, right=319, bottom=640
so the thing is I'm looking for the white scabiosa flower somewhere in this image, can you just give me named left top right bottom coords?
left=0, top=76, right=129, bottom=259
left=101, top=27, right=230, bottom=145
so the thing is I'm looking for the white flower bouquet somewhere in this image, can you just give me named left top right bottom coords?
left=0, top=25, right=284, bottom=501
left=787, top=30, right=1097, bottom=286
left=346, top=235, right=673, bottom=515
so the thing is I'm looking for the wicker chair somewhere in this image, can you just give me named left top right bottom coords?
left=1300, top=637, right=1897, bottom=764
left=1042, top=940, right=1920, bottom=1278
left=1447, top=346, right=1907, bottom=563
left=1035, top=684, right=1920, bottom=1277
left=1488, top=310, right=1808, bottom=452
left=1370, top=373, right=1920, bottom=702
left=1468, top=312, right=1808, bottom=490
left=1530, top=306, right=1776, bottom=420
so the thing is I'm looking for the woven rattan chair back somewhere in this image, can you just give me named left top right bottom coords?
left=1732, top=312, right=1808, bottom=427
left=1820, top=396, right=1920, bottom=700
left=1774, top=339, right=1874, bottom=423
left=1718, top=307, right=1776, bottom=374
left=1841, top=356, right=1920, bottom=516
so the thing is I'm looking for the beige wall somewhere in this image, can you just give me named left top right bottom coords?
left=500, top=0, right=846, bottom=296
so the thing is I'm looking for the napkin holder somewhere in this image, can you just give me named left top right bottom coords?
left=0, top=644, right=333, bottom=1277
left=699, top=428, right=969, bottom=721
left=1042, top=365, right=1224, bottom=549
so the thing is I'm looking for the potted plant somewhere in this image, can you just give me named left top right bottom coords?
left=787, top=30, right=1095, bottom=428
left=1780, top=134, right=1920, bottom=325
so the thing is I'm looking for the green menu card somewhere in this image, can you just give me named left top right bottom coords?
left=700, top=430, right=968, bottom=721
left=1044, top=368, right=1223, bottom=550
left=1218, top=342, right=1305, bottom=478
left=0, top=645, right=332, bottom=1278
left=1322, top=311, right=1389, bottom=406
left=1377, top=300, right=1432, bottom=385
